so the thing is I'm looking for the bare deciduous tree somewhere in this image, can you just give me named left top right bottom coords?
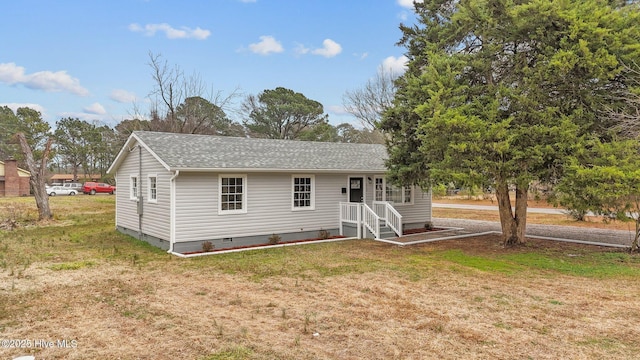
left=147, top=52, right=241, bottom=134
left=16, top=133, right=53, bottom=220
left=342, top=67, right=399, bottom=129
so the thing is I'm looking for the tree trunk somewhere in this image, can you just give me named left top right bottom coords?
left=495, top=179, right=528, bottom=246
left=16, top=133, right=53, bottom=220
left=72, top=163, right=79, bottom=182
left=631, top=220, right=640, bottom=252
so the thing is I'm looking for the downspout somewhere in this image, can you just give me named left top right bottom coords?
left=137, top=145, right=143, bottom=240
left=168, top=170, right=180, bottom=253
left=114, top=170, right=118, bottom=229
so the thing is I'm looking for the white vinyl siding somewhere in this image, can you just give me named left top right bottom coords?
left=218, top=175, right=247, bottom=214
left=108, top=167, right=432, bottom=245
left=171, top=172, right=430, bottom=243
left=114, top=140, right=171, bottom=242
left=174, top=173, right=349, bottom=242
left=292, top=175, right=315, bottom=211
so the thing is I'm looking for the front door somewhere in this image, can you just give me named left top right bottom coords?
left=349, top=177, right=363, bottom=203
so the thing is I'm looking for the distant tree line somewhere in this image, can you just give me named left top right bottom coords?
left=0, top=53, right=386, bottom=184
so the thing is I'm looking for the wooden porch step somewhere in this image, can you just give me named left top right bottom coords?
left=379, top=226, right=398, bottom=239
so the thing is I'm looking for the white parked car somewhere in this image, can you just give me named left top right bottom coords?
left=63, top=182, right=83, bottom=192
left=46, top=186, right=77, bottom=196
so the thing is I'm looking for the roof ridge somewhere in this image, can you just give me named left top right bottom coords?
left=133, top=130, right=385, bottom=147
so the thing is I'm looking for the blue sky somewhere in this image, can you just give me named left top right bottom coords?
left=1, top=0, right=418, bottom=129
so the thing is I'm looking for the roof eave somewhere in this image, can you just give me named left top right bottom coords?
left=107, top=132, right=172, bottom=174
left=167, top=167, right=387, bottom=174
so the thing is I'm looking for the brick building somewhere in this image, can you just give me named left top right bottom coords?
left=0, top=160, right=31, bottom=196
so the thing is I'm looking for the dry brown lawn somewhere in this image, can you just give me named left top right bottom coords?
left=3, top=239, right=640, bottom=360
left=1, top=196, right=639, bottom=359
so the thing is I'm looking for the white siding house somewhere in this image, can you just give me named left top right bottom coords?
left=107, top=131, right=432, bottom=253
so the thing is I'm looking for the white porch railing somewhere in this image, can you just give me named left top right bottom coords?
left=340, top=202, right=362, bottom=238
left=340, top=202, right=402, bottom=239
left=373, top=201, right=403, bottom=237
left=339, top=202, right=361, bottom=224
left=373, top=201, right=386, bottom=222
left=362, top=204, right=381, bottom=239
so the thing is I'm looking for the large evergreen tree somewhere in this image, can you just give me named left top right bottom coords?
left=0, top=106, right=51, bottom=166
left=242, top=87, right=328, bottom=140
left=381, top=0, right=640, bottom=245
left=54, top=118, right=94, bottom=181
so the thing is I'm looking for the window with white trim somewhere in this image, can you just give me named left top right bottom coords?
left=130, top=175, right=138, bottom=200
left=374, top=176, right=413, bottom=205
left=219, top=175, right=247, bottom=214
left=292, top=175, right=315, bottom=210
left=148, top=175, right=157, bottom=202
left=375, top=178, right=384, bottom=201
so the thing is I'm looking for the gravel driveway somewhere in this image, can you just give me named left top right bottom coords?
left=433, top=217, right=635, bottom=247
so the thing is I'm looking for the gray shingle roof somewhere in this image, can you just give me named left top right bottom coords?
left=134, top=131, right=388, bottom=172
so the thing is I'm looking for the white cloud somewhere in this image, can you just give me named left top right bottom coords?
left=0, top=62, right=89, bottom=96
left=327, top=104, right=348, bottom=115
left=0, top=102, right=46, bottom=115
left=294, top=43, right=310, bottom=56
left=248, top=36, right=284, bottom=55
left=311, top=39, right=342, bottom=58
left=380, top=55, right=408, bottom=75
left=397, top=0, right=422, bottom=8
left=83, top=102, right=107, bottom=115
left=58, top=111, right=108, bottom=123
left=129, top=23, right=211, bottom=40
left=109, top=89, right=137, bottom=103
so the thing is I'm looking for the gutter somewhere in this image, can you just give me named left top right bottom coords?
left=138, top=145, right=143, bottom=240
left=168, top=170, right=180, bottom=253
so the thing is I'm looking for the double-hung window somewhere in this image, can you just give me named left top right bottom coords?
left=130, top=175, right=138, bottom=200
left=148, top=175, right=157, bottom=203
left=219, top=175, right=247, bottom=214
left=374, top=176, right=413, bottom=205
left=292, top=175, right=315, bottom=210
left=375, top=178, right=384, bottom=201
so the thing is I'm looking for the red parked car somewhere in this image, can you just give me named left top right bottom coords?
left=82, top=182, right=116, bottom=195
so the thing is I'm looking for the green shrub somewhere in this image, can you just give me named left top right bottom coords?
left=202, top=241, right=214, bottom=252
left=268, top=234, right=281, bottom=245
left=432, top=183, right=448, bottom=197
